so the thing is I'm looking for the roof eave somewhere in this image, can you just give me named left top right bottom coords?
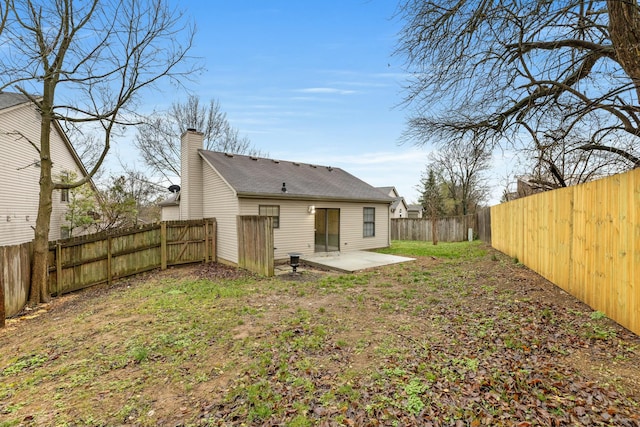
left=237, top=191, right=392, bottom=204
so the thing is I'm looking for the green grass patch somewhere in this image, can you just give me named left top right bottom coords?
left=376, top=240, right=486, bottom=259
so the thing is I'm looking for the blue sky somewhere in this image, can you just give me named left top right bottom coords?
left=112, top=1, right=508, bottom=204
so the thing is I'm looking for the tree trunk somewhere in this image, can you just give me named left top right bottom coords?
left=608, top=0, right=640, bottom=101
left=28, top=91, right=55, bottom=306
left=431, top=209, right=438, bottom=246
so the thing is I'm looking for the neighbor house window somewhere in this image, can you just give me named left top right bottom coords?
left=363, top=207, right=375, bottom=237
left=60, top=188, right=69, bottom=202
left=259, top=205, right=280, bottom=228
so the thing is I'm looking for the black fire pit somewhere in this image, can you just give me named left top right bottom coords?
left=288, top=252, right=302, bottom=274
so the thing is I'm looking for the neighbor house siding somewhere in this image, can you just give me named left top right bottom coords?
left=239, top=198, right=315, bottom=260
left=202, top=165, right=239, bottom=264
left=0, top=102, right=86, bottom=246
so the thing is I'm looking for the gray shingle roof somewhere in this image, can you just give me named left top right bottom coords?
left=0, top=92, right=31, bottom=111
left=200, top=151, right=393, bottom=203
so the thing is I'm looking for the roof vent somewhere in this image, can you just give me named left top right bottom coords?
left=224, top=153, right=234, bottom=157
left=310, top=164, right=317, bottom=168
left=250, top=156, right=258, bottom=161
left=293, top=162, right=300, bottom=166
left=281, top=182, right=287, bottom=193
left=327, top=166, right=333, bottom=171
left=186, top=128, right=197, bottom=132
left=272, top=159, right=280, bottom=164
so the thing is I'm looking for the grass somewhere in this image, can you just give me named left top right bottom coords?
left=1, top=241, right=639, bottom=426
left=376, top=239, right=487, bottom=258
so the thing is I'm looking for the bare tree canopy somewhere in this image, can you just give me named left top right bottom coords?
left=136, top=95, right=265, bottom=181
left=0, top=0, right=196, bottom=305
left=396, top=0, right=640, bottom=186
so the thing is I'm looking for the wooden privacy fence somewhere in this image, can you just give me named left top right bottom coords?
left=391, top=215, right=477, bottom=242
left=491, top=168, right=639, bottom=336
left=0, top=242, right=32, bottom=320
left=237, top=216, right=274, bottom=276
left=2, top=219, right=216, bottom=319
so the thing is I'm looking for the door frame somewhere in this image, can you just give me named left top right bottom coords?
left=314, top=208, right=340, bottom=252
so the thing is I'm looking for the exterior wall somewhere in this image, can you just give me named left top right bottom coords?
left=239, top=198, right=315, bottom=260
left=180, top=130, right=204, bottom=220
left=0, top=103, right=87, bottom=246
left=202, top=165, right=239, bottom=264
left=239, top=198, right=390, bottom=260
left=391, top=199, right=409, bottom=219
left=161, top=205, right=180, bottom=221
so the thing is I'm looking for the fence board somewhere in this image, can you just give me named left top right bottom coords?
left=491, top=168, right=640, bottom=336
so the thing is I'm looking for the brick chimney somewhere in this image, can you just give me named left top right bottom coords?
left=180, top=128, right=204, bottom=220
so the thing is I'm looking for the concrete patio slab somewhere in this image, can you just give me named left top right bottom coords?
left=301, top=251, right=414, bottom=273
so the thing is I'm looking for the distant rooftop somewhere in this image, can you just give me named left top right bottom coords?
left=0, top=92, right=32, bottom=111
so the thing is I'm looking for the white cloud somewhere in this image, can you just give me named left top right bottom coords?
left=296, top=87, right=357, bottom=95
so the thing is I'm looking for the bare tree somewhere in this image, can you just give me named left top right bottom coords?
left=396, top=0, right=640, bottom=182
left=418, top=168, right=445, bottom=245
left=0, top=0, right=196, bottom=305
left=95, top=169, right=162, bottom=230
left=427, top=138, right=491, bottom=215
left=136, top=95, right=265, bottom=181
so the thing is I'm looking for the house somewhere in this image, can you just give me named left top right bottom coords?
left=377, top=186, right=409, bottom=219
left=407, top=204, right=424, bottom=218
left=160, top=129, right=394, bottom=265
left=0, top=92, right=93, bottom=246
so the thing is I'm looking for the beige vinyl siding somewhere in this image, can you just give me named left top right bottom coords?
left=202, top=165, right=239, bottom=264
left=0, top=103, right=86, bottom=246
left=320, top=201, right=390, bottom=252
left=161, top=205, right=180, bottom=221
left=239, top=199, right=390, bottom=260
left=239, top=198, right=315, bottom=260
left=180, top=131, right=203, bottom=220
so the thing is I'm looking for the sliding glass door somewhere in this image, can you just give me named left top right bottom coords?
left=314, top=208, right=340, bottom=252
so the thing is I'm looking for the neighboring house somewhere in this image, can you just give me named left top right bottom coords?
left=377, top=186, right=409, bottom=219
left=160, top=129, right=394, bottom=265
left=407, top=204, right=424, bottom=219
left=0, top=92, right=93, bottom=246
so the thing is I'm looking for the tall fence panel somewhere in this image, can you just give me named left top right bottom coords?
left=476, top=207, right=491, bottom=243
left=491, top=168, right=639, bottom=336
left=237, top=216, right=274, bottom=276
left=0, top=242, right=32, bottom=317
left=391, top=215, right=477, bottom=242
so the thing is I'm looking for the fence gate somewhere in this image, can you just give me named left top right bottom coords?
left=237, top=215, right=274, bottom=276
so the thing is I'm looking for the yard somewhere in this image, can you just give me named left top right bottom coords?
left=1, top=241, right=639, bottom=426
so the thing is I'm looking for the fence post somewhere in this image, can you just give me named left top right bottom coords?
left=107, top=236, right=112, bottom=285
left=204, top=220, right=209, bottom=262
left=211, top=219, right=217, bottom=262
left=161, top=221, right=167, bottom=269
left=0, top=247, right=4, bottom=327
left=56, top=242, right=62, bottom=295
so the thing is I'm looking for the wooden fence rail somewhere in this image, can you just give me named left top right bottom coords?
left=2, top=219, right=216, bottom=318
